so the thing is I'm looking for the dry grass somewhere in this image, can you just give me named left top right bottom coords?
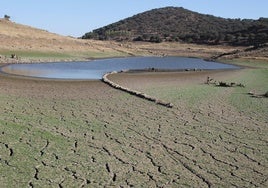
left=132, top=42, right=243, bottom=59
left=0, top=18, right=244, bottom=63
left=0, top=19, right=139, bottom=62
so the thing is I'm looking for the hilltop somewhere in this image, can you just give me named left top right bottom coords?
left=82, top=7, right=268, bottom=46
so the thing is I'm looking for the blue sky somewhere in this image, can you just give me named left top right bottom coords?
left=1, top=0, right=268, bottom=37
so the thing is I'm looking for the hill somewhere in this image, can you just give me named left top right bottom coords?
left=0, top=17, right=267, bottom=63
left=0, top=18, right=139, bottom=63
left=82, top=7, right=268, bottom=46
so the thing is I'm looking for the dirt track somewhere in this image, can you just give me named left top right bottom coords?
left=0, top=69, right=267, bottom=187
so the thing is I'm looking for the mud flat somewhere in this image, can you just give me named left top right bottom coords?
left=0, top=62, right=267, bottom=187
left=103, top=71, right=173, bottom=108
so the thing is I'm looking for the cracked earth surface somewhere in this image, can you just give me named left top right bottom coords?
left=0, top=69, right=267, bottom=187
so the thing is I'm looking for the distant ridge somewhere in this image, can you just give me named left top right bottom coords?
left=82, top=7, right=268, bottom=46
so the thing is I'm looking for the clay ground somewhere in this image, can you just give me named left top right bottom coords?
left=0, top=65, right=267, bottom=187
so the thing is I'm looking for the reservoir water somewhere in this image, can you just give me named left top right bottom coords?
left=1, top=56, right=238, bottom=80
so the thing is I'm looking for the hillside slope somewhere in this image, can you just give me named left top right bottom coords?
left=82, top=7, right=268, bottom=46
left=0, top=19, right=138, bottom=63
left=0, top=18, right=86, bottom=52
left=0, top=18, right=266, bottom=63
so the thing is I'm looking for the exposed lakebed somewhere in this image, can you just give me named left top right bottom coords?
left=1, top=56, right=238, bottom=80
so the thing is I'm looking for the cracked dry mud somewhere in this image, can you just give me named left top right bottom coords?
left=0, top=68, right=267, bottom=187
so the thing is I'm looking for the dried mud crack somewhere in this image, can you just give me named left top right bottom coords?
left=102, top=71, right=173, bottom=108
left=0, top=68, right=267, bottom=187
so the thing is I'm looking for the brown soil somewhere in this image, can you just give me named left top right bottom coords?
left=0, top=69, right=267, bottom=187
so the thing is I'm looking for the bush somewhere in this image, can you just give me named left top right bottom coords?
left=218, top=82, right=230, bottom=87
left=133, top=36, right=144, bottom=41
left=4, top=15, right=10, bottom=20
left=149, top=35, right=162, bottom=43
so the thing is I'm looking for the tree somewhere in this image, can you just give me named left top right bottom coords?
left=133, top=36, right=144, bottom=41
left=149, top=35, right=162, bottom=43
left=4, top=15, right=10, bottom=21
left=253, top=33, right=268, bottom=47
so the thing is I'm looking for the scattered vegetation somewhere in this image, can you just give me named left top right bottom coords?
left=82, top=7, right=268, bottom=46
left=205, top=68, right=268, bottom=100
left=206, top=76, right=245, bottom=87
left=10, top=53, right=18, bottom=59
left=217, top=81, right=245, bottom=87
left=4, top=14, right=10, bottom=21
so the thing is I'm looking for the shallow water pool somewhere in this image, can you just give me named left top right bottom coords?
left=1, top=56, right=238, bottom=80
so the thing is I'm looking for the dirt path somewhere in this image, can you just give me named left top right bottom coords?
left=0, top=69, right=267, bottom=187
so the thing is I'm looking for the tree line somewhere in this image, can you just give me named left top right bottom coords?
left=82, top=7, right=268, bottom=47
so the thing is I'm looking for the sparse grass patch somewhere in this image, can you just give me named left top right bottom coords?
left=0, top=50, right=73, bottom=61
left=80, top=50, right=128, bottom=59
left=0, top=50, right=59, bottom=58
left=0, top=49, right=131, bottom=62
left=224, top=58, right=268, bottom=69
left=226, top=69, right=268, bottom=118
left=145, top=83, right=221, bottom=109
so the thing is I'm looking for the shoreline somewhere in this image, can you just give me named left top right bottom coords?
left=0, top=55, right=241, bottom=81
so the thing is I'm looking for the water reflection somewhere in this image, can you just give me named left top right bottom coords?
left=1, top=57, right=238, bottom=80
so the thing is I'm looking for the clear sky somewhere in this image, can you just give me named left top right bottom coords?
left=1, top=0, right=268, bottom=37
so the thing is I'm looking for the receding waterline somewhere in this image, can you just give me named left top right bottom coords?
left=0, top=57, right=239, bottom=80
